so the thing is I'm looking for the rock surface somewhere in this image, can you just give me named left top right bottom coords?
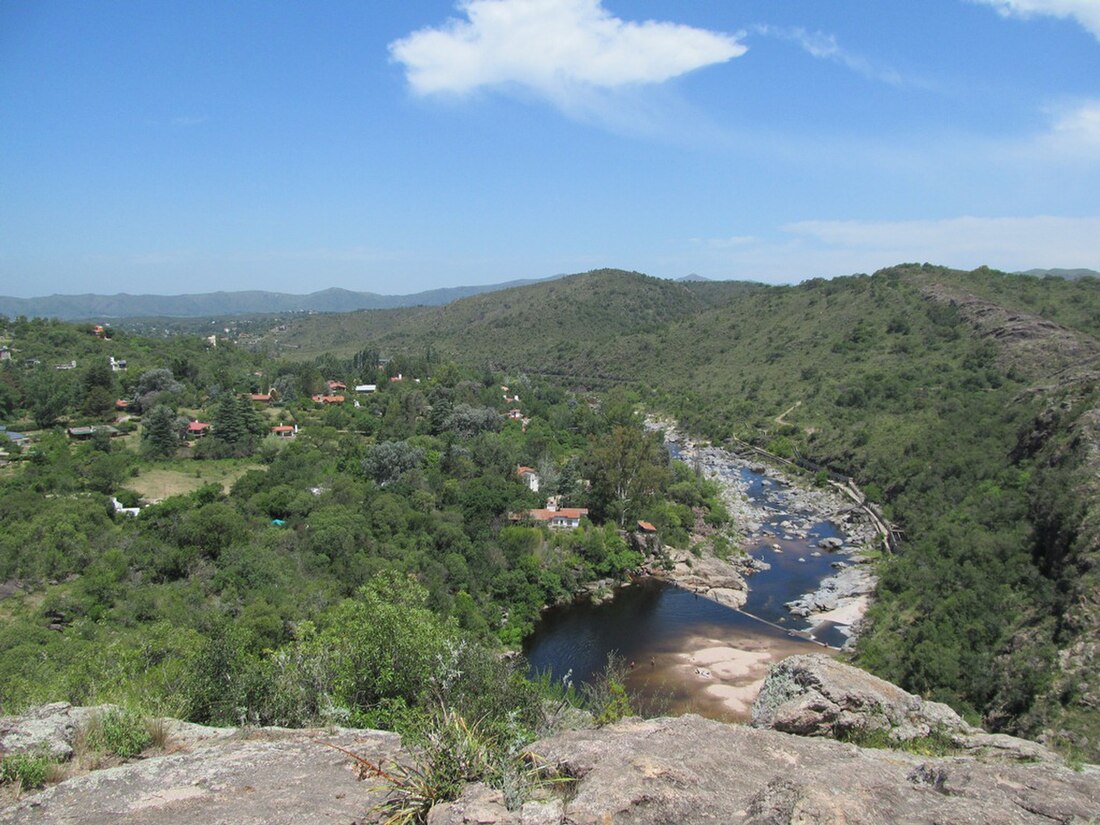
left=433, top=715, right=1100, bottom=824
left=0, top=703, right=109, bottom=761
left=751, top=654, right=1057, bottom=762
left=0, top=727, right=402, bottom=824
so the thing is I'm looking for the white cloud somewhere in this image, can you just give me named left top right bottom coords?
left=682, top=216, right=1100, bottom=282
left=389, top=0, right=745, bottom=101
left=971, top=0, right=1100, bottom=40
left=1044, top=100, right=1100, bottom=154
left=751, top=26, right=904, bottom=85
left=783, top=215, right=1100, bottom=270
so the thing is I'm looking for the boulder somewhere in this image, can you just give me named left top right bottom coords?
left=0, top=703, right=111, bottom=761
left=752, top=654, right=1061, bottom=762
left=432, top=715, right=1100, bottom=825
left=0, top=727, right=403, bottom=825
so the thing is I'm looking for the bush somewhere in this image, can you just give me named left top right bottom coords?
left=82, top=708, right=153, bottom=758
left=0, top=753, right=51, bottom=789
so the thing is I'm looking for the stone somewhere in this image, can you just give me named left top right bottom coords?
left=433, top=715, right=1100, bottom=824
left=0, top=703, right=111, bottom=761
left=0, top=726, right=403, bottom=825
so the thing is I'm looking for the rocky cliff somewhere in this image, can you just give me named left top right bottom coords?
left=3, top=657, right=1098, bottom=824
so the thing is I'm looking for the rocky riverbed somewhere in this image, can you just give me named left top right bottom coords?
left=649, top=419, right=879, bottom=647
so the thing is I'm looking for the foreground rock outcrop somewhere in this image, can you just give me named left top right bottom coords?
left=4, top=657, right=1098, bottom=824
left=751, top=654, right=1056, bottom=761
left=433, top=714, right=1099, bottom=824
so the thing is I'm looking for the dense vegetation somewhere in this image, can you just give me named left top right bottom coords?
left=4, top=263, right=1100, bottom=767
left=0, top=316, right=728, bottom=748
left=270, top=265, right=1100, bottom=759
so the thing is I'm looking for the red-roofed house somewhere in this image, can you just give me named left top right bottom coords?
left=250, top=393, right=273, bottom=403
left=115, top=399, right=129, bottom=410
left=637, top=521, right=658, bottom=534
left=187, top=421, right=210, bottom=438
left=525, top=502, right=588, bottom=529
left=271, top=424, right=297, bottom=439
left=327, top=380, right=346, bottom=391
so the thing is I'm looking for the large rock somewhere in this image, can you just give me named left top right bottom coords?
left=0, top=727, right=403, bottom=825
left=0, top=703, right=110, bottom=761
left=432, top=715, right=1100, bottom=824
left=751, top=654, right=1055, bottom=762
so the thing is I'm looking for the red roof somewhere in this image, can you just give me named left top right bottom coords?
left=115, top=399, right=129, bottom=409
left=327, top=381, right=346, bottom=390
left=311, top=394, right=345, bottom=404
left=250, top=393, right=272, bottom=402
left=188, top=421, right=210, bottom=432
left=637, top=520, right=657, bottom=533
left=516, top=466, right=536, bottom=476
left=527, top=507, right=588, bottom=522
left=271, top=425, right=295, bottom=433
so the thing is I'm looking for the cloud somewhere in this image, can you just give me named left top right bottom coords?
left=1044, top=100, right=1100, bottom=154
left=970, top=0, right=1100, bottom=40
left=389, top=0, right=745, bottom=102
left=750, top=26, right=904, bottom=85
left=783, top=215, right=1100, bottom=270
left=683, top=216, right=1100, bottom=282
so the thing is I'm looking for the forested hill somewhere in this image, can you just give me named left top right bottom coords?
left=264, top=268, right=762, bottom=366
left=274, top=262, right=1100, bottom=757
left=0, top=276, right=561, bottom=320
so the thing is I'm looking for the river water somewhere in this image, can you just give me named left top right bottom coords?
left=523, top=443, right=857, bottom=721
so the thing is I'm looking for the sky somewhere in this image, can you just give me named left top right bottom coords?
left=2, top=0, right=1099, bottom=297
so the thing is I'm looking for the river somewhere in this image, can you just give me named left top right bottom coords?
left=523, top=429, right=875, bottom=721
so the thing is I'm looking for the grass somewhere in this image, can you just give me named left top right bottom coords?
left=126, top=460, right=261, bottom=501
left=838, top=725, right=960, bottom=757
left=79, top=708, right=153, bottom=759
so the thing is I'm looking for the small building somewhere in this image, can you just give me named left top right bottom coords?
left=326, top=380, right=347, bottom=392
left=1, top=427, right=30, bottom=447
left=67, top=425, right=120, bottom=440
left=115, top=399, right=130, bottom=410
left=250, top=393, right=273, bottom=403
left=507, top=408, right=523, bottom=420
left=389, top=374, right=404, bottom=383
left=637, top=521, right=658, bottom=534
left=55, top=360, right=77, bottom=370
left=271, top=424, right=297, bottom=439
left=516, top=466, right=540, bottom=492
left=311, top=394, right=345, bottom=404
left=0, top=347, right=10, bottom=361
left=187, top=421, right=211, bottom=438
left=109, top=356, right=127, bottom=372
left=525, top=501, right=588, bottom=530
left=354, top=384, right=377, bottom=394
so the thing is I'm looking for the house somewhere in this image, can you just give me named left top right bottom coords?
left=67, top=425, right=120, bottom=440
left=115, top=399, right=129, bottom=410
left=311, top=394, right=345, bottom=404
left=524, top=499, right=588, bottom=529
left=1, top=427, right=30, bottom=447
left=516, top=466, right=540, bottom=492
left=271, top=424, right=297, bottom=439
left=508, top=409, right=523, bottom=420
left=637, top=521, right=658, bottom=534
left=186, top=421, right=211, bottom=438
left=93, top=325, right=106, bottom=338
left=389, top=373, right=405, bottom=383
left=109, top=356, right=127, bottom=371
left=326, top=380, right=346, bottom=392
left=55, top=360, right=77, bottom=370
left=250, top=393, right=273, bottom=403
left=0, top=347, right=10, bottom=361
left=354, top=384, right=377, bottom=394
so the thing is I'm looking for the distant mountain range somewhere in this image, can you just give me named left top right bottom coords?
left=1017, top=268, right=1099, bottom=280
left=0, top=276, right=564, bottom=320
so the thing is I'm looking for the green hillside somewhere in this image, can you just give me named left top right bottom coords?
left=270, top=263, right=1100, bottom=756
left=267, top=269, right=762, bottom=367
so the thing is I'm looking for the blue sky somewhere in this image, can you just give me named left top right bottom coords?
left=2, top=0, right=1099, bottom=297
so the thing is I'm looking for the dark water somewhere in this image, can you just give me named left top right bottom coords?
left=523, top=578, right=819, bottom=718
left=524, top=449, right=849, bottom=705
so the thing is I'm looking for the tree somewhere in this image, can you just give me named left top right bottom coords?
left=133, top=368, right=182, bottom=412
left=587, top=425, right=670, bottom=527
left=362, top=440, right=424, bottom=486
left=143, top=404, right=183, bottom=457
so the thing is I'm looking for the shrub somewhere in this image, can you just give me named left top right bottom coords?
left=82, top=708, right=152, bottom=758
left=0, top=753, right=51, bottom=789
